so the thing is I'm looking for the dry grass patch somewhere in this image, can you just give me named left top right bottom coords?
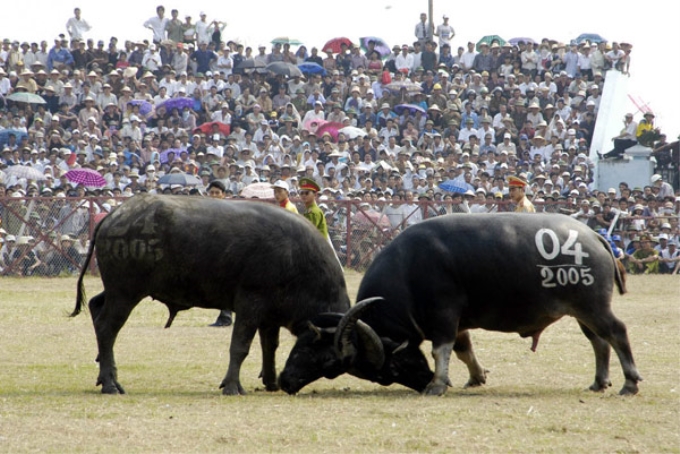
left=0, top=273, right=678, bottom=453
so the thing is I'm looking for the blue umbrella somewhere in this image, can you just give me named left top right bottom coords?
left=298, top=62, right=326, bottom=76
left=574, top=33, right=606, bottom=45
left=394, top=104, right=426, bottom=116
left=438, top=179, right=471, bottom=194
left=0, top=129, right=27, bottom=148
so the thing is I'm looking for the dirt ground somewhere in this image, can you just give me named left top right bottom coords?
left=0, top=273, right=678, bottom=453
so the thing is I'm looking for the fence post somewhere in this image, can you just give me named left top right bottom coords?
left=345, top=200, right=352, bottom=268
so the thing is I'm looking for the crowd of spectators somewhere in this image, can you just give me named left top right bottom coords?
left=0, top=7, right=678, bottom=275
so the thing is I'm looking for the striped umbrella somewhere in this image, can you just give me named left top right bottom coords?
left=65, top=168, right=107, bottom=187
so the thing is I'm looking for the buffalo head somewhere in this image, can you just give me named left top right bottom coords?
left=279, top=298, right=433, bottom=394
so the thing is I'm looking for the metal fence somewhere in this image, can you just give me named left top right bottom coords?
left=0, top=195, right=677, bottom=276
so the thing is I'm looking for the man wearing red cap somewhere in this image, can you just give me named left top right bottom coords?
left=508, top=176, right=535, bottom=213
left=298, top=177, right=328, bottom=239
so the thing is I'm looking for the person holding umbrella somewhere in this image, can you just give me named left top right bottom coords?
left=16, top=70, right=38, bottom=93
left=508, top=175, right=535, bottom=213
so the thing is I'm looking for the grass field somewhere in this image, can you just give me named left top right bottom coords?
left=0, top=272, right=678, bottom=453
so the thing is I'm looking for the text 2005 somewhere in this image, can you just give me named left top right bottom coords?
left=535, top=229, right=594, bottom=288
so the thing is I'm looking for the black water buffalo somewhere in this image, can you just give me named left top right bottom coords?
left=71, top=194, right=349, bottom=395
left=279, top=213, right=642, bottom=396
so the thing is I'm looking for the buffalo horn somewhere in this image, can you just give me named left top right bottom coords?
left=334, top=297, right=385, bottom=369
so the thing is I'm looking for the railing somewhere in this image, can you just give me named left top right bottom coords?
left=0, top=196, right=677, bottom=276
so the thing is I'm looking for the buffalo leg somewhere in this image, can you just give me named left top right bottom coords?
left=220, top=320, right=257, bottom=395
left=89, top=292, right=106, bottom=324
left=578, top=321, right=612, bottom=392
left=258, top=325, right=280, bottom=392
left=453, top=331, right=487, bottom=388
left=424, top=341, right=455, bottom=396
left=91, top=292, right=138, bottom=394
left=89, top=292, right=106, bottom=363
left=577, top=312, right=642, bottom=395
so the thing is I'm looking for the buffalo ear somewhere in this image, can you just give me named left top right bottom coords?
left=307, top=321, right=322, bottom=342
left=306, top=321, right=336, bottom=343
left=392, top=340, right=409, bottom=355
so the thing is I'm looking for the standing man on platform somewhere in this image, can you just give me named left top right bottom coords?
left=414, top=13, right=433, bottom=47
left=144, top=5, right=169, bottom=45
left=434, top=15, right=455, bottom=49
left=66, top=8, right=92, bottom=42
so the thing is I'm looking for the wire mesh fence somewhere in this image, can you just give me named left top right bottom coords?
left=0, top=195, right=677, bottom=276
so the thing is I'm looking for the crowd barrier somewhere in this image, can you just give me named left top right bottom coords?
left=0, top=196, right=677, bottom=276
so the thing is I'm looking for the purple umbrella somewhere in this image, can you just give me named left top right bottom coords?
left=160, top=148, right=182, bottom=164
left=359, top=36, right=391, bottom=59
left=65, top=168, right=107, bottom=187
left=159, top=97, right=195, bottom=112
left=508, top=37, right=536, bottom=46
left=127, top=99, right=153, bottom=117
left=394, top=104, right=427, bottom=116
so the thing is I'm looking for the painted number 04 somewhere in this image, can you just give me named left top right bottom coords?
left=535, top=229, right=589, bottom=265
left=535, top=229, right=593, bottom=288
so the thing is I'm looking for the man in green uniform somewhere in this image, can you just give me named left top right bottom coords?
left=298, top=177, right=328, bottom=239
left=508, top=175, right=536, bottom=213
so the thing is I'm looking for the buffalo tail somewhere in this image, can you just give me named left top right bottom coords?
left=596, top=234, right=627, bottom=295
left=70, top=221, right=102, bottom=317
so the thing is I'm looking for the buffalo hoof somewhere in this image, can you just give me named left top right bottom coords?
left=423, top=382, right=449, bottom=396
left=220, top=381, right=246, bottom=396
left=588, top=378, right=612, bottom=392
left=619, top=378, right=641, bottom=396
left=464, top=369, right=489, bottom=388
left=265, top=382, right=280, bottom=392
left=101, top=382, right=126, bottom=394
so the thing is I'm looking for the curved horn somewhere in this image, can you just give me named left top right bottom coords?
left=334, top=297, right=385, bottom=367
left=356, top=320, right=385, bottom=369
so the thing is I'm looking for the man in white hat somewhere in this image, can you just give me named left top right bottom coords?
left=659, top=241, right=680, bottom=274
left=272, top=180, right=298, bottom=214
left=650, top=174, right=674, bottom=199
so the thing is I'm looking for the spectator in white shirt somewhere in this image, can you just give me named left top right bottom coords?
left=66, top=8, right=92, bottom=41
left=143, top=6, right=169, bottom=44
